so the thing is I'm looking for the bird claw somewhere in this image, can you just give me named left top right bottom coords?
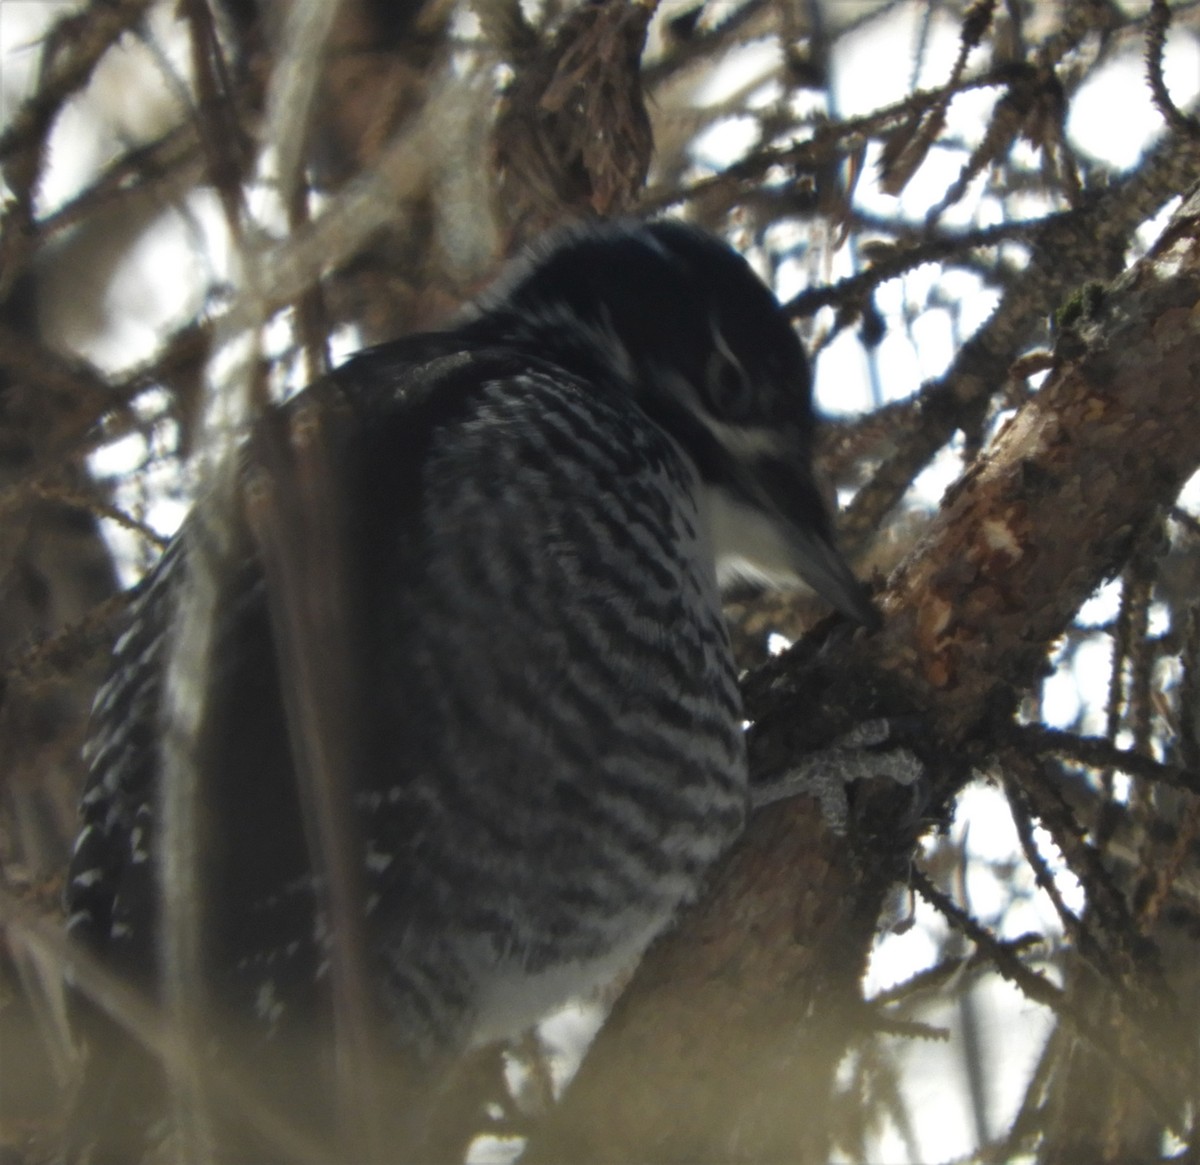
left=751, top=717, right=926, bottom=834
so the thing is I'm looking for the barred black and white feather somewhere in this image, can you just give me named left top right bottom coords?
left=65, top=220, right=874, bottom=1160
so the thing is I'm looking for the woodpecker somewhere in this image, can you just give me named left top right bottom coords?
left=65, top=219, right=876, bottom=1160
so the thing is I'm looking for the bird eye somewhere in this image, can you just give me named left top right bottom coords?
left=706, top=352, right=756, bottom=422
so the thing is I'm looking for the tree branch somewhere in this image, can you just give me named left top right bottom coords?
left=521, top=181, right=1200, bottom=1164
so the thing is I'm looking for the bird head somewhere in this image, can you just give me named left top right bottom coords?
left=465, top=219, right=879, bottom=629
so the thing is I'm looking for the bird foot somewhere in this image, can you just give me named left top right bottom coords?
left=751, top=718, right=925, bottom=834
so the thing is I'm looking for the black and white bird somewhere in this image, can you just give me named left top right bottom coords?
left=65, top=219, right=876, bottom=1160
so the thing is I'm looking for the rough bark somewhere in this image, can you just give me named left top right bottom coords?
left=522, top=185, right=1200, bottom=1164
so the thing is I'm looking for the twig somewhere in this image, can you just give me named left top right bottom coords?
left=1003, top=775, right=1085, bottom=944
left=1, top=588, right=136, bottom=695
left=839, top=127, right=1200, bottom=551
left=244, top=397, right=386, bottom=1161
left=179, top=0, right=250, bottom=233
left=784, top=217, right=1046, bottom=318
left=0, top=0, right=156, bottom=163
left=912, top=868, right=1187, bottom=1134
left=0, top=886, right=335, bottom=1165
left=1001, top=748, right=1155, bottom=981
left=1009, top=724, right=1200, bottom=795
left=1146, top=0, right=1200, bottom=140
left=24, top=480, right=170, bottom=549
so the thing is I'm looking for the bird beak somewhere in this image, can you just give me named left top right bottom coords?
left=775, top=516, right=881, bottom=630
left=711, top=451, right=881, bottom=630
